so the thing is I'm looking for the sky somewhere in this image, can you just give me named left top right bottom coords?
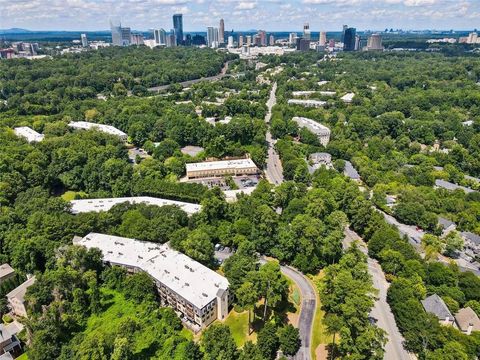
left=1, top=0, right=479, bottom=32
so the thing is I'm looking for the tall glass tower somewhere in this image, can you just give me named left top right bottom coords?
left=173, top=14, right=183, bottom=45
left=343, top=28, right=356, bottom=51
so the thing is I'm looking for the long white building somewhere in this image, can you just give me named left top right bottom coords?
left=288, top=99, right=326, bottom=108
left=13, top=127, right=44, bottom=143
left=69, top=196, right=201, bottom=216
left=186, top=158, right=259, bottom=179
left=292, top=117, right=331, bottom=146
left=68, top=121, right=128, bottom=142
left=74, top=233, right=230, bottom=328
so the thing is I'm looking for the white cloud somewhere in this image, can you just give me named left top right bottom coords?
left=235, top=1, right=257, bottom=10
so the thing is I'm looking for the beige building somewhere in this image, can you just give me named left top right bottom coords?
left=6, top=276, right=36, bottom=318
left=186, top=158, right=258, bottom=179
left=455, top=307, right=480, bottom=335
left=0, top=264, right=15, bottom=284
left=74, top=233, right=230, bottom=330
left=292, top=117, right=331, bottom=147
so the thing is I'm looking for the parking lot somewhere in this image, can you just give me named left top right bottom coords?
left=184, top=175, right=260, bottom=190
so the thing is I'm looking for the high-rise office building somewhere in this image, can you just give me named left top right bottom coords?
left=341, top=24, right=348, bottom=43
left=219, top=19, right=225, bottom=44
left=207, top=27, right=219, bottom=48
left=269, top=34, right=275, bottom=46
left=81, top=33, right=88, bottom=47
left=319, top=31, right=326, bottom=46
left=131, top=33, right=144, bottom=45
left=296, top=38, right=310, bottom=52
left=343, top=27, right=356, bottom=51
left=467, top=32, right=478, bottom=44
left=166, top=30, right=177, bottom=47
left=303, top=23, right=311, bottom=41
left=246, top=35, right=252, bottom=46
left=192, top=34, right=206, bottom=45
left=110, top=20, right=122, bottom=46
left=238, top=35, right=244, bottom=47
left=227, top=36, right=234, bottom=48
left=121, top=27, right=131, bottom=46
left=258, top=30, right=267, bottom=46
left=289, top=32, right=297, bottom=45
left=154, top=29, right=167, bottom=45
left=366, top=33, right=383, bottom=51
left=173, top=14, right=183, bottom=45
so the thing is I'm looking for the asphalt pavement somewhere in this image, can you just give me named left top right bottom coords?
left=343, top=228, right=412, bottom=360
left=258, top=258, right=315, bottom=360
left=264, top=82, right=284, bottom=185
left=147, top=61, right=230, bottom=92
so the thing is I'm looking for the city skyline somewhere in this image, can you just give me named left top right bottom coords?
left=1, top=0, right=479, bottom=32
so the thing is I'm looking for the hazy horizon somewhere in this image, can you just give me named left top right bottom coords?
left=1, top=0, right=478, bottom=33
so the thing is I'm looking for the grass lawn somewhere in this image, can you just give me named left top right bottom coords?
left=309, top=270, right=333, bottom=360
left=219, top=310, right=257, bottom=348
left=61, top=190, right=87, bottom=201
left=17, top=354, right=28, bottom=360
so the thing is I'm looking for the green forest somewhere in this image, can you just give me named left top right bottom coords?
left=1, top=45, right=480, bottom=360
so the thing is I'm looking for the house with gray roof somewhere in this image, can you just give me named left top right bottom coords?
left=462, top=232, right=480, bottom=258
left=438, top=217, right=456, bottom=237
left=0, top=323, right=21, bottom=356
left=421, top=294, right=456, bottom=326
left=435, top=179, right=475, bottom=193
left=343, top=161, right=360, bottom=181
left=455, top=307, right=480, bottom=335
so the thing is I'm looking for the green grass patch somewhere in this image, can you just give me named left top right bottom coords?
left=291, top=287, right=301, bottom=307
left=61, top=191, right=87, bottom=201
left=17, top=354, right=28, bottom=360
left=309, top=270, right=333, bottom=360
left=219, top=310, right=256, bottom=348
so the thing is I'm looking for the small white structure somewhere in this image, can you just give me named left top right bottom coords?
left=462, top=120, right=474, bottom=126
left=13, top=127, right=44, bottom=143
left=186, top=158, right=259, bottom=179
left=70, top=196, right=201, bottom=216
left=6, top=276, right=36, bottom=318
left=317, top=81, right=329, bottom=86
left=223, top=187, right=255, bottom=203
left=68, top=121, right=127, bottom=142
left=0, top=264, right=15, bottom=283
left=319, top=91, right=336, bottom=96
left=288, top=99, right=326, bottom=108
left=74, top=233, right=230, bottom=328
left=292, top=117, right=331, bottom=146
left=341, top=93, right=355, bottom=103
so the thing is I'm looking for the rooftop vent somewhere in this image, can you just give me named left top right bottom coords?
left=174, top=276, right=180, bottom=280
left=202, top=293, right=208, bottom=297
left=185, top=283, right=189, bottom=287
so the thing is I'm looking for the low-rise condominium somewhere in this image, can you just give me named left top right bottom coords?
left=186, top=158, right=258, bottom=179
left=74, top=233, right=230, bottom=328
left=68, top=121, right=128, bottom=142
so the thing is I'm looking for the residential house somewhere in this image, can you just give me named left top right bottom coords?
left=421, top=294, right=456, bottom=326
left=438, top=217, right=457, bottom=237
left=455, top=307, right=480, bottom=335
left=0, top=265, right=14, bottom=284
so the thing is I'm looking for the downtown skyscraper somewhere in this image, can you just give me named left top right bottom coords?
left=219, top=19, right=225, bottom=45
left=173, top=14, right=183, bottom=45
left=343, top=27, right=356, bottom=51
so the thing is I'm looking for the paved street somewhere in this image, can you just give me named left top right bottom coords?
left=378, top=208, right=480, bottom=275
left=147, top=61, right=230, bottom=92
left=264, top=82, right=284, bottom=185
left=343, top=228, right=412, bottom=360
left=258, top=258, right=315, bottom=360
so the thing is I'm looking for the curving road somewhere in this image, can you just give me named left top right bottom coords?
left=260, top=258, right=315, bottom=360
left=147, top=61, right=230, bottom=93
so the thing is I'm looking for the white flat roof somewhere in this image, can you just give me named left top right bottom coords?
left=223, top=187, right=255, bottom=202
left=14, top=127, right=44, bottom=143
left=68, top=121, right=127, bottom=138
left=341, top=93, right=355, bottom=102
left=186, top=158, right=258, bottom=172
left=75, top=233, right=229, bottom=309
left=292, top=91, right=316, bottom=96
left=292, top=117, right=331, bottom=135
left=70, top=196, right=201, bottom=215
left=288, top=99, right=326, bottom=107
